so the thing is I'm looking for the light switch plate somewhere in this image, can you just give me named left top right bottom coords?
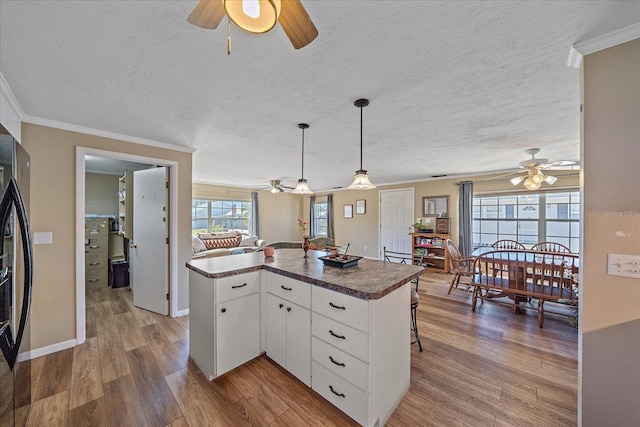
left=33, top=232, right=53, bottom=245
left=607, top=253, right=640, bottom=279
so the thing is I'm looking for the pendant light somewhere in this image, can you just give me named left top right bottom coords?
left=348, top=98, right=376, bottom=190
left=291, top=123, right=313, bottom=195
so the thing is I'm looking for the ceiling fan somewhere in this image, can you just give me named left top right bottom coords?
left=257, top=179, right=295, bottom=193
left=509, top=148, right=579, bottom=190
left=187, top=0, right=318, bottom=52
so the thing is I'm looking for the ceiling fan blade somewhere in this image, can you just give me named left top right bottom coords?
left=278, top=0, right=318, bottom=49
left=187, top=0, right=225, bottom=30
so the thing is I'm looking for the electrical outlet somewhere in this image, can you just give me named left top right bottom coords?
left=607, top=253, right=640, bottom=279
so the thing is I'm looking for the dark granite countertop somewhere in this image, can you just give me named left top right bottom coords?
left=186, top=249, right=424, bottom=300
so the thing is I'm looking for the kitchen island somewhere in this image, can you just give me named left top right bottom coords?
left=186, top=249, right=423, bottom=427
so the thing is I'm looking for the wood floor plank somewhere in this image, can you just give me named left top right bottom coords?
left=26, top=390, right=69, bottom=427
left=220, top=397, right=270, bottom=426
left=268, top=408, right=310, bottom=427
left=93, top=301, right=116, bottom=332
left=165, top=417, right=189, bottom=427
left=126, top=345, right=182, bottom=426
left=33, top=347, right=74, bottom=402
left=69, top=337, right=104, bottom=409
left=166, top=368, right=228, bottom=427
left=156, top=316, right=188, bottom=343
left=110, top=293, right=130, bottom=315
left=103, top=375, right=148, bottom=427
left=68, top=396, right=108, bottom=427
left=86, top=304, right=97, bottom=339
left=114, top=312, right=147, bottom=352
left=189, top=358, right=243, bottom=412
left=96, top=320, right=131, bottom=383
left=225, top=362, right=289, bottom=424
left=140, top=323, right=188, bottom=377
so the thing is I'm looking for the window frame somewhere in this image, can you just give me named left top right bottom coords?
left=312, top=200, right=328, bottom=237
left=192, top=198, right=253, bottom=235
left=472, top=190, right=580, bottom=252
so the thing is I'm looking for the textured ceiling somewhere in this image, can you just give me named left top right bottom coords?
left=1, top=1, right=638, bottom=190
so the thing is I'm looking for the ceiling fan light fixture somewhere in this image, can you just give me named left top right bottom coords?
left=524, top=178, right=541, bottom=191
left=510, top=176, right=525, bottom=186
left=348, top=98, right=376, bottom=190
left=223, top=0, right=281, bottom=34
left=270, top=185, right=282, bottom=193
left=291, top=123, right=313, bottom=195
left=544, top=175, right=558, bottom=185
left=530, top=168, right=545, bottom=184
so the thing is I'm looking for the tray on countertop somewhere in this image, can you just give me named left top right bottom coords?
left=319, top=255, right=363, bottom=268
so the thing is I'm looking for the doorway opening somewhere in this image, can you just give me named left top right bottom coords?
left=75, top=147, right=179, bottom=345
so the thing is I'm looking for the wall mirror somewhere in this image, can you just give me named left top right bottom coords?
left=422, top=195, right=449, bottom=217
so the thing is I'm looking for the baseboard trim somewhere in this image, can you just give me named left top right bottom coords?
left=176, top=308, right=189, bottom=317
left=17, top=338, right=77, bottom=362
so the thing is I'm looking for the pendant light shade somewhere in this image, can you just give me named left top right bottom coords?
left=348, top=98, right=376, bottom=190
left=291, top=123, right=313, bottom=195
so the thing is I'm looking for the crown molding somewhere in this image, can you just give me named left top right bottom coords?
left=22, top=115, right=196, bottom=154
left=567, top=22, right=640, bottom=68
left=0, top=73, right=25, bottom=119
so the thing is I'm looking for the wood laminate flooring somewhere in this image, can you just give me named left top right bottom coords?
left=13, top=272, right=578, bottom=426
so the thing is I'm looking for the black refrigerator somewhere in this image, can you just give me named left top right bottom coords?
left=0, top=134, right=33, bottom=427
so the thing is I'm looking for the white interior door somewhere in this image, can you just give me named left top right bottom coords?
left=131, top=167, right=168, bottom=315
left=379, top=188, right=414, bottom=258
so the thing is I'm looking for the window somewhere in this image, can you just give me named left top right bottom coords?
left=473, top=191, right=580, bottom=252
left=312, top=201, right=328, bottom=236
left=192, top=199, right=252, bottom=235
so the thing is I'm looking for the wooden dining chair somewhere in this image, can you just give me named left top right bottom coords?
left=491, top=239, right=526, bottom=250
left=445, top=239, right=476, bottom=295
left=531, top=241, right=572, bottom=253
left=383, top=247, right=424, bottom=352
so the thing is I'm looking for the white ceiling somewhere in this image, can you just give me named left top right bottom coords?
left=1, top=1, right=638, bottom=190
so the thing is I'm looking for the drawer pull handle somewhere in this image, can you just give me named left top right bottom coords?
left=89, top=245, right=100, bottom=249
left=231, top=283, right=247, bottom=289
left=329, top=330, right=345, bottom=340
left=281, top=285, right=292, bottom=291
left=329, top=302, right=346, bottom=310
left=88, top=262, right=100, bottom=266
left=329, top=356, right=345, bottom=367
left=329, top=385, right=345, bottom=398
left=88, top=279, right=99, bottom=283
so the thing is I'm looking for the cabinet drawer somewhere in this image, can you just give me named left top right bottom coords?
left=312, top=361, right=368, bottom=426
left=85, top=237, right=107, bottom=253
left=312, top=337, right=368, bottom=391
left=312, top=312, right=369, bottom=362
left=312, top=286, right=369, bottom=333
left=85, top=267, right=107, bottom=285
left=265, top=273, right=310, bottom=309
left=85, top=219, right=108, bottom=232
left=215, top=271, right=260, bottom=302
left=85, top=253, right=107, bottom=268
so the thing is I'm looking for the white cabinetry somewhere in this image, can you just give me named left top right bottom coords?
left=189, top=270, right=260, bottom=380
left=311, top=283, right=410, bottom=427
left=264, top=272, right=311, bottom=386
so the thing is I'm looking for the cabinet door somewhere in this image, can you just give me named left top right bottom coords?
left=265, top=293, right=287, bottom=368
left=216, top=293, right=260, bottom=376
left=286, top=302, right=311, bottom=387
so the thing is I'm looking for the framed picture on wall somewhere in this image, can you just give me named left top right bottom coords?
left=344, top=204, right=353, bottom=219
left=356, top=199, right=366, bottom=214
